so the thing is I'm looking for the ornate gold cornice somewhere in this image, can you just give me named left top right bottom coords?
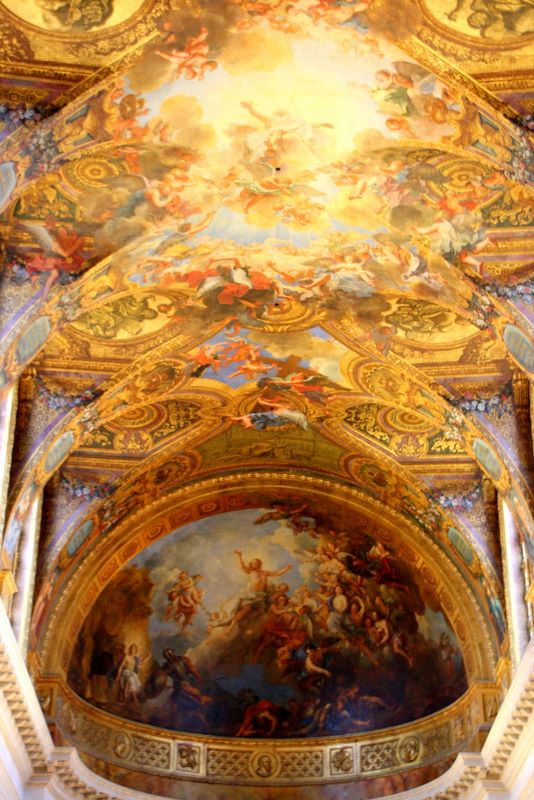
left=402, top=36, right=522, bottom=122
left=418, top=365, right=510, bottom=379
left=406, top=463, right=479, bottom=476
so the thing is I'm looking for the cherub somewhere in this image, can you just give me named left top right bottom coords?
left=307, top=0, right=370, bottom=24
left=155, top=27, right=217, bottom=80
left=297, top=641, right=339, bottom=693
left=165, top=572, right=205, bottom=631
left=227, top=357, right=274, bottom=380
left=257, top=373, right=334, bottom=406
left=236, top=698, right=282, bottom=737
left=188, top=343, right=225, bottom=377
left=251, top=594, right=301, bottom=663
left=364, top=612, right=391, bottom=648
left=240, top=100, right=333, bottom=163
left=391, top=631, right=414, bottom=667
left=206, top=608, right=228, bottom=633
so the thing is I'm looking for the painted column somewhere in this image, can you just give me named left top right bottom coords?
left=10, top=491, right=43, bottom=659
left=512, top=371, right=533, bottom=471
left=0, top=383, right=19, bottom=607
left=528, top=379, right=534, bottom=624
left=498, top=497, right=530, bottom=671
left=0, top=383, right=18, bottom=541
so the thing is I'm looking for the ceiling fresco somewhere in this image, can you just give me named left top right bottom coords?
left=0, top=0, right=532, bottom=796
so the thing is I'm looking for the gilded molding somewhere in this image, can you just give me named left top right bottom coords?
left=0, top=383, right=18, bottom=544
left=51, top=681, right=485, bottom=786
left=402, top=37, right=522, bottom=122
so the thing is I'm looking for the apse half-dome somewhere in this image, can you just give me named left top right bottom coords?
left=68, top=503, right=467, bottom=739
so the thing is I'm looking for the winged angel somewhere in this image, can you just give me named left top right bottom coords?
left=22, top=218, right=87, bottom=298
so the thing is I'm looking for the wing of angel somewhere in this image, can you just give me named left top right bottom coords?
left=22, top=223, right=57, bottom=252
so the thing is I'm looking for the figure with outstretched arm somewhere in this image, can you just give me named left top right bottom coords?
left=235, top=550, right=292, bottom=592
left=218, top=551, right=293, bottom=636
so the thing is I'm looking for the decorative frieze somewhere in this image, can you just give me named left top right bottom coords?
left=51, top=682, right=485, bottom=786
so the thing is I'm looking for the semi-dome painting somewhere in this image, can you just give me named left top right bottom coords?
left=69, top=506, right=467, bottom=738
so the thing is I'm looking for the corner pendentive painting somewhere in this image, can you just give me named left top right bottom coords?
left=0, top=0, right=146, bottom=31
left=422, top=0, right=534, bottom=41
left=69, top=506, right=467, bottom=738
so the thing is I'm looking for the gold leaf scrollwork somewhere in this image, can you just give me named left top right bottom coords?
left=344, top=404, right=391, bottom=444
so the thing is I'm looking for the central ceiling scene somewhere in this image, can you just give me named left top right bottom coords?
left=0, top=0, right=533, bottom=796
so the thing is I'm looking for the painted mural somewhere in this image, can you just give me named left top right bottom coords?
left=69, top=506, right=467, bottom=738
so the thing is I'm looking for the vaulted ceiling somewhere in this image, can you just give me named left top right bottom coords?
left=0, top=1, right=533, bottom=797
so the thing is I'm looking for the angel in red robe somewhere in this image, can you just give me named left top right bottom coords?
left=24, top=217, right=86, bottom=298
